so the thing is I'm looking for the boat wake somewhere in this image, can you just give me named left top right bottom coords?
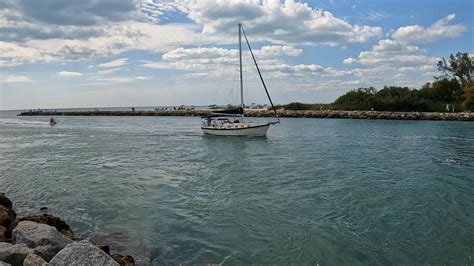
left=0, top=118, right=49, bottom=126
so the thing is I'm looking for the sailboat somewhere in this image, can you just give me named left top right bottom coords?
left=201, top=23, right=279, bottom=136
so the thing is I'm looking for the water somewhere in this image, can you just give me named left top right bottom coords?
left=1, top=111, right=473, bottom=265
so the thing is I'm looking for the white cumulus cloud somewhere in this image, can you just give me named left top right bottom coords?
left=152, top=45, right=304, bottom=71
left=256, top=45, right=302, bottom=57
left=392, top=14, right=467, bottom=45
left=57, top=71, right=83, bottom=76
left=0, top=75, right=32, bottom=83
left=97, top=58, right=128, bottom=68
left=0, top=21, right=228, bottom=66
left=339, top=13, right=466, bottom=76
left=356, top=39, right=438, bottom=67
left=157, top=0, right=382, bottom=45
left=343, top=57, right=357, bottom=64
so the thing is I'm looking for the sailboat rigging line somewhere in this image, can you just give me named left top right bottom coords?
left=228, top=69, right=238, bottom=104
left=238, top=23, right=244, bottom=119
left=211, top=62, right=227, bottom=105
left=241, top=25, right=279, bottom=118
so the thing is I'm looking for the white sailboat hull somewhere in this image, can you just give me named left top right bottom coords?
left=202, top=123, right=270, bottom=136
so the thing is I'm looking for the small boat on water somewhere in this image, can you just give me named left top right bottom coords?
left=201, top=23, right=279, bottom=136
left=49, top=117, right=57, bottom=126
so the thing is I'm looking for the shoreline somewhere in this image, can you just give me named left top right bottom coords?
left=18, top=109, right=474, bottom=121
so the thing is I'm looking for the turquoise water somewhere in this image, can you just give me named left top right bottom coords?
left=1, top=111, right=473, bottom=264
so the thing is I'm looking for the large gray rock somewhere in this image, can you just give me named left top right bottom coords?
left=23, top=253, right=48, bottom=266
left=0, top=206, right=16, bottom=228
left=111, top=254, right=135, bottom=265
left=49, top=240, right=119, bottom=266
left=13, top=221, right=72, bottom=261
left=0, top=242, right=34, bottom=265
left=0, top=194, right=12, bottom=209
left=19, top=213, right=74, bottom=240
left=0, top=226, right=6, bottom=242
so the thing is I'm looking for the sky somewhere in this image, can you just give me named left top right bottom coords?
left=0, top=0, right=473, bottom=110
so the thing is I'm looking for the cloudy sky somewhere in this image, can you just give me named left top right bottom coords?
left=0, top=0, right=472, bottom=110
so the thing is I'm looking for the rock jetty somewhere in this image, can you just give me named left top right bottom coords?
left=18, top=109, right=474, bottom=121
left=0, top=193, right=134, bottom=265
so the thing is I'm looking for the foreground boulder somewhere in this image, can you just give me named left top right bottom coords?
left=0, top=194, right=12, bottom=210
left=22, top=253, right=47, bottom=266
left=13, top=221, right=72, bottom=261
left=19, top=213, right=74, bottom=240
left=0, top=227, right=6, bottom=242
left=0, top=206, right=16, bottom=230
left=0, top=242, right=34, bottom=265
left=49, top=240, right=119, bottom=266
left=111, top=254, right=135, bottom=266
left=96, top=244, right=110, bottom=255
left=1, top=195, right=135, bottom=265
left=95, top=244, right=135, bottom=265
left=0, top=203, right=17, bottom=242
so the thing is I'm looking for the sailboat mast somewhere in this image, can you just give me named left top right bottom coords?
left=238, top=23, right=244, bottom=118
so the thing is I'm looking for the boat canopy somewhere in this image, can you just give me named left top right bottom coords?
left=202, top=113, right=242, bottom=118
left=202, top=107, right=243, bottom=118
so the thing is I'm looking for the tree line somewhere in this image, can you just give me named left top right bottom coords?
left=280, top=52, right=474, bottom=112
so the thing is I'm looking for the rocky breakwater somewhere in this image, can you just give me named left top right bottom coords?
left=0, top=193, right=134, bottom=266
left=246, top=109, right=474, bottom=121
left=18, top=109, right=474, bottom=121
left=18, top=109, right=211, bottom=117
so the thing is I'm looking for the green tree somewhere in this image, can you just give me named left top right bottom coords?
left=462, top=81, right=474, bottom=111
left=419, top=78, right=461, bottom=102
left=374, top=86, right=419, bottom=111
left=332, top=87, right=377, bottom=110
left=283, top=102, right=314, bottom=110
left=437, top=52, right=474, bottom=86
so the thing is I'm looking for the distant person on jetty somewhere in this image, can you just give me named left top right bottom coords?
left=132, top=107, right=135, bottom=112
